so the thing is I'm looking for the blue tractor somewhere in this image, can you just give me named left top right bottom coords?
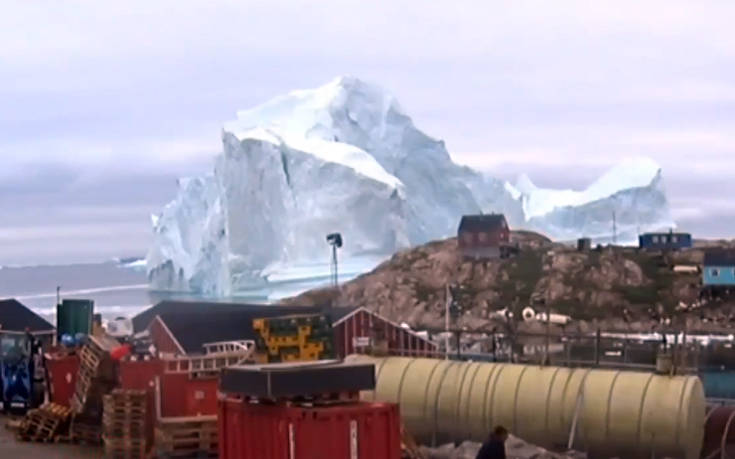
left=0, top=333, right=35, bottom=412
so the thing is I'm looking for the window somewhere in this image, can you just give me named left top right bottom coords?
left=671, top=235, right=678, bottom=243
left=652, top=235, right=659, bottom=243
left=478, top=232, right=488, bottom=243
left=712, top=268, right=720, bottom=277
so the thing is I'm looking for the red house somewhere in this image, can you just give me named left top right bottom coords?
left=457, top=213, right=510, bottom=259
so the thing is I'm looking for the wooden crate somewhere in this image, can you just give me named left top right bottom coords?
left=155, top=419, right=218, bottom=457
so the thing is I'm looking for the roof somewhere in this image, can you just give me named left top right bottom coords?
left=0, top=299, right=55, bottom=332
left=458, top=214, right=507, bottom=233
left=140, top=301, right=358, bottom=354
left=704, top=250, right=735, bottom=266
left=640, top=232, right=691, bottom=237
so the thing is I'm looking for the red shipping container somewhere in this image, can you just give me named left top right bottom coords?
left=45, top=354, right=79, bottom=407
left=159, top=373, right=219, bottom=417
left=218, top=397, right=401, bottom=459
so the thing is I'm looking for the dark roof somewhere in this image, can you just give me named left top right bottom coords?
left=0, top=299, right=55, bottom=332
left=458, top=214, right=508, bottom=233
left=704, top=250, right=735, bottom=266
left=137, top=301, right=358, bottom=354
left=640, top=232, right=691, bottom=237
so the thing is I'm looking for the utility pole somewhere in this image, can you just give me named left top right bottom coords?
left=545, top=299, right=551, bottom=365
left=444, top=284, right=451, bottom=360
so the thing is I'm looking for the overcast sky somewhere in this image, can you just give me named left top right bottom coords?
left=2, top=1, right=734, bottom=265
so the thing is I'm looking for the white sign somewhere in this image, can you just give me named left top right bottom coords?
left=352, top=336, right=371, bottom=347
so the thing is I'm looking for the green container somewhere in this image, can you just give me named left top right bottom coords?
left=56, top=299, right=94, bottom=339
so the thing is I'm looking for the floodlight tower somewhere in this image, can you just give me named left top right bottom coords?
left=326, top=233, right=343, bottom=289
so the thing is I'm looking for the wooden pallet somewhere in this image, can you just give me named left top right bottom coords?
left=107, top=388, right=147, bottom=399
left=103, top=437, right=147, bottom=459
left=18, top=403, right=73, bottom=442
left=70, top=413, right=104, bottom=444
left=154, top=421, right=218, bottom=457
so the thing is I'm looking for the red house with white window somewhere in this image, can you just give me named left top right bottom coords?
left=457, top=213, right=511, bottom=259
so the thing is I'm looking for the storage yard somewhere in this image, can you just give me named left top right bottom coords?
left=3, top=295, right=735, bottom=458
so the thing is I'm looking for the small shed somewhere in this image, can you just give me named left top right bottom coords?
left=457, top=214, right=510, bottom=259
left=703, top=250, right=735, bottom=287
left=639, top=231, right=692, bottom=250
left=577, top=238, right=592, bottom=252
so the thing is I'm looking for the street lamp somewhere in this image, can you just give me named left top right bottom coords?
left=326, top=233, right=343, bottom=289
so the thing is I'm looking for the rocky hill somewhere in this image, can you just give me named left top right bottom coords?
left=282, top=232, right=735, bottom=333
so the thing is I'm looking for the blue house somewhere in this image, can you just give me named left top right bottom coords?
left=638, top=231, right=692, bottom=250
left=703, top=250, right=735, bottom=287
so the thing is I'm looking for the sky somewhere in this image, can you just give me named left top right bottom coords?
left=2, top=1, right=735, bottom=265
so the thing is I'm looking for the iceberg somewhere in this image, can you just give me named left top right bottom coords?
left=509, top=157, right=674, bottom=242
left=147, top=77, right=674, bottom=295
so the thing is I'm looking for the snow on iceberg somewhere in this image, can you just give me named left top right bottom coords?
left=147, top=76, right=674, bottom=295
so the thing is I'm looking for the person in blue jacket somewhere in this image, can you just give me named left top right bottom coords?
left=475, top=425, right=508, bottom=459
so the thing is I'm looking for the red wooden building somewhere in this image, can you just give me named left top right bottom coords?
left=457, top=213, right=511, bottom=259
left=135, top=301, right=436, bottom=359
left=331, top=307, right=436, bottom=357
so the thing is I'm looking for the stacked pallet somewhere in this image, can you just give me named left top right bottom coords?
left=103, top=389, right=147, bottom=458
left=17, top=402, right=72, bottom=442
left=71, top=335, right=118, bottom=417
left=155, top=418, right=218, bottom=458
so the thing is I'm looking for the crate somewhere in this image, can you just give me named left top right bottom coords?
left=155, top=418, right=218, bottom=458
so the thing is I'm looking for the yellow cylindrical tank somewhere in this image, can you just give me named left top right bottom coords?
left=349, top=355, right=705, bottom=459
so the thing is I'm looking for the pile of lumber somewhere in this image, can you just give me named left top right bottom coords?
left=155, top=417, right=218, bottom=458
left=16, top=402, right=72, bottom=442
left=103, top=389, right=148, bottom=458
left=71, top=335, right=118, bottom=418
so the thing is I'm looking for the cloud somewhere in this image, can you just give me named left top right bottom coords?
left=1, top=1, right=735, bottom=263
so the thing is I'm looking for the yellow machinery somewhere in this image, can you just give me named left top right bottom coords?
left=252, top=314, right=334, bottom=363
left=348, top=355, right=706, bottom=459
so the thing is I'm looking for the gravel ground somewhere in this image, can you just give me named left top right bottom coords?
left=0, top=415, right=102, bottom=459
left=420, top=437, right=587, bottom=459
